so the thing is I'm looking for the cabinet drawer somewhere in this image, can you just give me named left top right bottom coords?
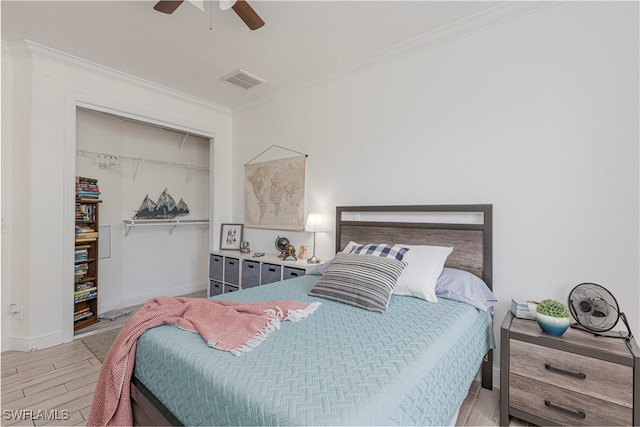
left=223, top=284, right=239, bottom=294
left=224, top=257, right=240, bottom=285
left=510, top=373, right=632, bottom=426
left=209, top=255, right=223, bottom=280
left=261, top=263, right=281, bottom=284
left=510, top=340, right=632, bottom=407
left=242, top=260, right=260, bottom=289
left=209, top=280, right=223, bottom=296
left=283, top=266, right=305, bottom=280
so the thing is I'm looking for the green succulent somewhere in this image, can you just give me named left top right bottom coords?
left=536, top=299, right=570, bottom=318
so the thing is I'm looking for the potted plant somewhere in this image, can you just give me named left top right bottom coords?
left=535, top=298, right=571, bottom=336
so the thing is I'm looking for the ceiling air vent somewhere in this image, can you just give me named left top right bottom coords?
left=220, top=69, right=266, bottom=89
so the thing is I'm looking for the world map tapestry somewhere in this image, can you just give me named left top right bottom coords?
left=244, top=155, right=306, bottom=230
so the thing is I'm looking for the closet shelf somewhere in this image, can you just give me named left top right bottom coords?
left=123, top=218, right=209, bottom=236
left=77, top=149, right=209, bottom=182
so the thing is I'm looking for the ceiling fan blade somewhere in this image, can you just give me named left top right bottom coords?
left=153, top=1, right=185, bottom=14
left=231, top=0, right=265, bottom=30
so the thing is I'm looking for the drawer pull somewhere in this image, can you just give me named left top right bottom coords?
left=544, top=363, right=586, bottom=379
left=544, top=400, right=586, bottom=419
left=269, top=268, right=276, bottom=272
left=290, top=272, right=299, bottom=277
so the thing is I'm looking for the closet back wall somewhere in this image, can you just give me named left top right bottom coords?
left=76, top=109, right=210, bottom=314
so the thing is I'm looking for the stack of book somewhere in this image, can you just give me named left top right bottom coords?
left=76, top=226, right=98, bottom=242
left=74, top=308, right=93, bottom=322
left=75, top=246, right=89, bottom=262
left=74, top=263, right=89, bottom=283
left=511, top=298, right=536, bottom=320
left=74, top=286, right=97, bottom=303
left=75, top=203, right=96, bottom=222
left=76, top=176, right=100, bottom=199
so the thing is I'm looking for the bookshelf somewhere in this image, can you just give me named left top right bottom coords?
left=74, top=177, right=101, bottom=331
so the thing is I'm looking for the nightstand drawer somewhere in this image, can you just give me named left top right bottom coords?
left=510, top=373, right=632, bottom=426
left=510, top=340, right=632, bottom=407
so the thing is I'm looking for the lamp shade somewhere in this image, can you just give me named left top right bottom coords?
left=305, top=213, right=324, bottom=233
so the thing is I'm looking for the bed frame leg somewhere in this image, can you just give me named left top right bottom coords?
left=481, top=349, right=493, bottom=390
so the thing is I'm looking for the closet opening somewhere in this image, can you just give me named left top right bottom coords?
left=72, top=107, right=212, bottom=337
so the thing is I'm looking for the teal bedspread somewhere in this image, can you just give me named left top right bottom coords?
left=133, top=275, right=489, bottom=426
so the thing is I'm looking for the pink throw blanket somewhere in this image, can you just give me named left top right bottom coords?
left=87, top=296, right=320, bottom=426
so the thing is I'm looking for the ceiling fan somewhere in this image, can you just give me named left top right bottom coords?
left=153, top=0, right=265, bottom=30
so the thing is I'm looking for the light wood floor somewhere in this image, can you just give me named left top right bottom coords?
left=1, top=340, right=100, bottom=426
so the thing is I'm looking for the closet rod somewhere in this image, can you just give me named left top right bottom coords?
left=76, top=149, right=209, bottom=171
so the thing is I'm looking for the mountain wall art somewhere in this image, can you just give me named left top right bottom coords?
left=133, top=188, right=190, bottom=219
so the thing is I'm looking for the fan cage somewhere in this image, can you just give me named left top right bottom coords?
left=568, top=282, right=620, bottom=333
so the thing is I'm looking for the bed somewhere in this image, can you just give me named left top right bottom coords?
left=130, top=204, right=494, bottom=426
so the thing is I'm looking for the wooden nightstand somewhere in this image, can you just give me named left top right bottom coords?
left=500, top=311, right=640, bottom=426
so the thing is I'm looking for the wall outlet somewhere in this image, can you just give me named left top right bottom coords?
left=9, top=303, right=23, bottom=319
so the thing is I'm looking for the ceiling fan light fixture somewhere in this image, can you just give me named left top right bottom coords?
left=219, top=0, right=236, bottom=11
left=221, top=69, right=266, bottom=89
left=188, top=0, right=205, bottom=12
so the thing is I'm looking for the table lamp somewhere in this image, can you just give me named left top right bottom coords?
left=305, top=212, right=324, bottom=264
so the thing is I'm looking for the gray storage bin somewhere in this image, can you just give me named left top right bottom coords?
left=224, top=257, right=240, bottom=285
left=242, top=260, right=260, bottom=289
left=224, top=284, right=239, bottom=293
left=283, top=266, right=305, bottom=280
left=261, top=263, right=282, bottom=285
left=209, top=280, right=223, bottom=296
left=209, top=255, right=223, bottom=280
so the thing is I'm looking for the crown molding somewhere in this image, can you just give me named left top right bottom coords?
left=232, top=1, right=561, bottom=114
left=3, top=39, right=231, bottom=115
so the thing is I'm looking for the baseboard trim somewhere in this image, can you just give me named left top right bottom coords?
left=4, top=331, right=66, bottom=352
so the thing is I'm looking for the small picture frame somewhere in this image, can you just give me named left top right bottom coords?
left=220, top=223, right=243, bottom=250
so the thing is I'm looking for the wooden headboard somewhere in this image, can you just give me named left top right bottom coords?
left=335, top=204, right=492, bottom=289
left=335, top=204, right=494, bottom=389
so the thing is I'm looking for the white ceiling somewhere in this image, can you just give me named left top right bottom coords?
left=1, top=1, right=506, bottom=111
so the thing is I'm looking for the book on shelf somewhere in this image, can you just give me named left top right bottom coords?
left=75, top=176, right=101, bottom=199
left=74, top=263, right=89, bottom=275
left=76, top=233, right=98, bottom=239
left=74, top=308, right=94, bottom=321
left=74, top=287, right=97, bottom=303
left=75, top=225, right=99, bottom=241
left=75, top=248, right=89, bottom=262
left=75, top=203, right=96, bottom=222
left=75, top=281, right=95, bottom=292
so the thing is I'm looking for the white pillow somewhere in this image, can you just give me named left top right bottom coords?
left=342, top=241, right=360, bottom=253
left=392, top=245, right=453, bottom=302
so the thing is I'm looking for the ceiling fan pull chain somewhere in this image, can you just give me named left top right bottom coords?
left=210, top=0, right=214, bottom=31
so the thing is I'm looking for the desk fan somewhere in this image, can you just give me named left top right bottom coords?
left=567, top=283, right=633, bottom=341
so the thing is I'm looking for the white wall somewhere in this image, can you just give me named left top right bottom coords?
left=1, top=41, right=233, bottom=350
left=76, top=109, right=210, bottom=314
left=232, top=0, right=640, bottom=373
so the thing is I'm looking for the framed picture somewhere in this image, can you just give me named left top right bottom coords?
left=220, top=223, right=243, bottom=250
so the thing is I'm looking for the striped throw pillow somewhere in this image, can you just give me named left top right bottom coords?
left=308, top=253, right=407, bottom=313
